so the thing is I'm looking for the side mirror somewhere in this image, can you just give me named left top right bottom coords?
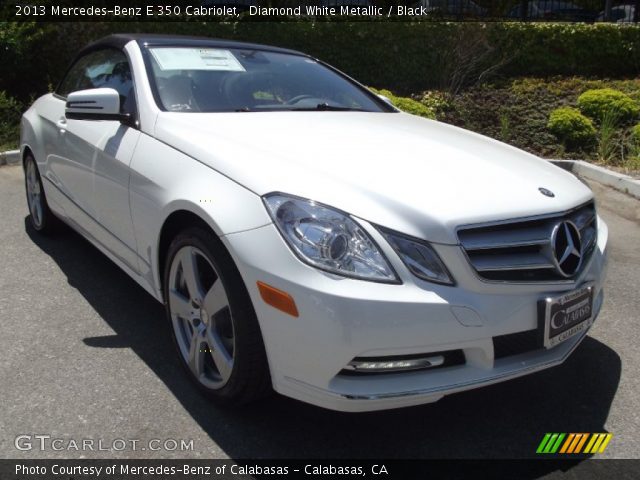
left=65, top=88, right=131, bottom=123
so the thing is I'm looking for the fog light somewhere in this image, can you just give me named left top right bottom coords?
left=345, top=355, right=445, bottom=373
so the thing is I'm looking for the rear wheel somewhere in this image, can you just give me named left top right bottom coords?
left=24, top=154, right=58, bottom=234
left=164, top=227, right=271, bottom=406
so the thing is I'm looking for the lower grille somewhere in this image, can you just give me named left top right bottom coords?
left=493, top=329, right=541, bottom=359
left=458, top=202, right=597, bottom=282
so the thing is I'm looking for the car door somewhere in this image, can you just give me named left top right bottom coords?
left=38, top=54, right=97, bottom=225
left=55, top=48, right=141, bottom=273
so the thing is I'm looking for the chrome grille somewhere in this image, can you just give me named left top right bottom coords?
left=458, top=202, right=597, bottom=282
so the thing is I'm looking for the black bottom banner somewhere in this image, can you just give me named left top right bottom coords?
left=2, top=459, right=639, bottom=480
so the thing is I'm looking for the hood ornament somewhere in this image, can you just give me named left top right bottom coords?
left=539, top=187, right=555, bottom=198
left=551, top=221, right=582, bottom=277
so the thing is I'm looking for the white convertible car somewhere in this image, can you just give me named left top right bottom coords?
left=21, top=34, right=608, bottom=411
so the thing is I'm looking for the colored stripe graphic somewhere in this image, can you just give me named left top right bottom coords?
left=598, top=434, right=613, bottom=453
left=574, top=433, right=589, bottom=453
left=584, top=433, right=598, bottom=453
left=590, top=434, right=608, bottom=454
left=559, top=433, right=575, bottom=453
left=543, top=434, right=559, bottom=453
left=537, top=433, right=612, bottom=454
left=536, top=433, right=552, bottom=453
left=550, top=433, right=565, bottom=453
left=567, top=434, right=583, bottom=453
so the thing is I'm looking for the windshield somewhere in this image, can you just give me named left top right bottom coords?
left=145, top=46, right=389, bottom=113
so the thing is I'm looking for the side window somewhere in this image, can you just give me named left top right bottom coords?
left=57, top=49, right=135, bottom=114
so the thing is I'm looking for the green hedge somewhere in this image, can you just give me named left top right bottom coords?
left=2, top=22, right=640, bottom=103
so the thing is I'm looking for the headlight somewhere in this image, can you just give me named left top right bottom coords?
left=379, top=228, right=454, bottom=285
left=263, top=194, right=398, bottom=283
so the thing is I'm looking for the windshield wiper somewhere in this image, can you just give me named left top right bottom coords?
left=233, top=104, right=367, bottom=112
left=289, top=103, right=366, bottom=112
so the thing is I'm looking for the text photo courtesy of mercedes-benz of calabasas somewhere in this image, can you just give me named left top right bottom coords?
left=21, top=34, right=608, bottom=412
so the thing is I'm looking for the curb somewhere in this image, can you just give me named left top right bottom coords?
left=0, top=150, right=20, bottom=167
left=549, top=159, right=640, bottom=200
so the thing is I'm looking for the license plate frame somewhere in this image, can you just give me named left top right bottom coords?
left=539, top=283, right=594, bottom=349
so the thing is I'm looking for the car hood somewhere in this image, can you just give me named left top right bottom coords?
left=154, top=111, right=593, bottom=244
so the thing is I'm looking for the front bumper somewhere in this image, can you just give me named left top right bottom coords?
left=222, top=216, right=608, bottom=412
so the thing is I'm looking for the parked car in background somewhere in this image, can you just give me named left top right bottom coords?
left=507, top=0, right=597, bottom=21
left=201, top=0, right=256, bottom=11
left=596, top=4, right=636, bottom=22
left=320, top=0, right=373, bottom=6
left=21, top=34, right=608, bottom=412
left=418, top=0, right=487, bottom=16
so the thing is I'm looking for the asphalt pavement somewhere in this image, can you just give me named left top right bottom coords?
left=0, top=164, right=638, bottom=464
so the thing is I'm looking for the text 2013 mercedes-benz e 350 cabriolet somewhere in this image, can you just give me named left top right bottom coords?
left=21, top=34, right=608, bottom=411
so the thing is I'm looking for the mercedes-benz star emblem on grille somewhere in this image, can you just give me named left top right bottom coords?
left=551, top=221, right=582, bottom=277
left=539, top=187, right=555, bottom=197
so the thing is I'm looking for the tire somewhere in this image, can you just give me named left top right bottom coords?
left=163, top=227, right=272, bottom=406
left=24, top=153, right=59, bottom=234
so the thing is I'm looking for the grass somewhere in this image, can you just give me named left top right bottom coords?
left=624, top=134, right=640, bottom=172
left=597, top=110, right=620, bottom=165
left=499, top=111, right=511, bottom=143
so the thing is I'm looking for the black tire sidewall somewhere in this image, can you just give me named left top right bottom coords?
left=163, top=227, right=270, bottom=406
left=24, top=154, right=52, bottom=232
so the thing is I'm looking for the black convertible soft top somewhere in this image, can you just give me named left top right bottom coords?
left=80, top=33, right=307, bottom=58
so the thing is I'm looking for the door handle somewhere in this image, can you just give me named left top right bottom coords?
left=57, top=118, right=67, bottom=132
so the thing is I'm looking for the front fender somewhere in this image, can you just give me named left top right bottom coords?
left=129, top=134, right=272, bottom=295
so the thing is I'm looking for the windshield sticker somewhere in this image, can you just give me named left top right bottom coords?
left=150, top=48, right=245, bottom=72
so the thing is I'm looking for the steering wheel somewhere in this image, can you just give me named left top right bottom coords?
left=285, top=94, right=316, bottom=105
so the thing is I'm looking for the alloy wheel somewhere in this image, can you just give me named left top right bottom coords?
left=168, top=245, right=235, bottom=389
left=25, top=158, right=43, bottom=228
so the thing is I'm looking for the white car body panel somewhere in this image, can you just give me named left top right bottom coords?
left=223, top=216, right=607, bottom=411
left=20, top=36, right=609, bottom=411
left=128, top=134, right=273, bottom=296
left=155, top=111, right=593, bottom=244
left=27, top=92, right=142, bottom=272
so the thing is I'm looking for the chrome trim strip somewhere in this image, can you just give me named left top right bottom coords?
left=476, top=263, right=555, bottom=272
left=455, top=200, right=595, bottom=233
left=463, top=238, right=550, bottom=251
left=345, top=355, right=445, bottom=373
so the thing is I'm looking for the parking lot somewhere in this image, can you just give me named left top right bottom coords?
left=0, top=163, right=638, bottom=462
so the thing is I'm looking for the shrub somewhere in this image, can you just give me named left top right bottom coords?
left=0, top=91, right=22, bottom=151
left=627, top=124, right=640, bottom=168
left=547, top=107, right=596, bottom=148
left=577, top=88, right=639, bottom=123
left=417, top=91, right=450, bottom=118
left=370, top=88, right=435, bottom=119
left=631, top=124, right=640, bottom=144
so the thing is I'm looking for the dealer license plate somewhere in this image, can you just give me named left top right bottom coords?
left=541, top=284, right=594, bottom=349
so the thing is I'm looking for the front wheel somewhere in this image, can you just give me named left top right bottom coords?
left=163, top=227, right=271, bottom=406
